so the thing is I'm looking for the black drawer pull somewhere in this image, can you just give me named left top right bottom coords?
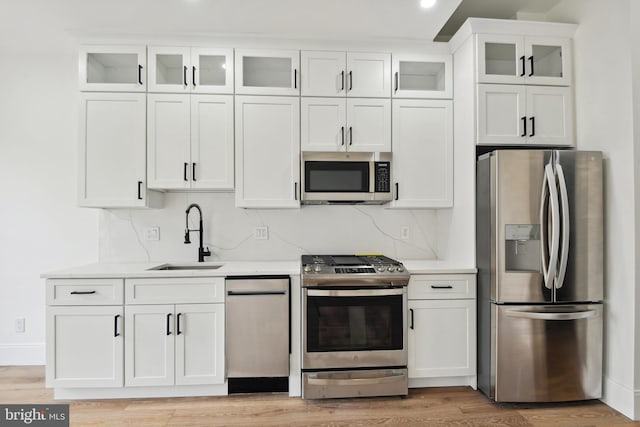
left=70, top=290, right=96, bottom=295
left=431, top=285, right=453, bottom=289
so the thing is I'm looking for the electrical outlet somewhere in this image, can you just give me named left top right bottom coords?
left=400, top=226, right=410, bottom=240
left=144, top=227, right=160, bottom=241
left=254, top=226, right=269, bottom=240
left=15, top=317, right=25, bottom=333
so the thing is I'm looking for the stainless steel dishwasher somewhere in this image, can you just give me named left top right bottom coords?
left=225, top=275, right=290, bottom=392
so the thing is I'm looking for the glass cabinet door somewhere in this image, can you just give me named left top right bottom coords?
left=235, top=49, right=300, bottom=95
left=191, top=48, right=234, bottom=94
left=477, top=34, right=524, bottom=84
left=148, top=47, right=191, bottom=93
left=392, top=54, right=452, bottom=99
left=525, top=37, right=572, bottom=86
left=79, top=45, right=146, bottom=92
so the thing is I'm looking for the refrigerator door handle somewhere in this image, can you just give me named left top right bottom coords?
left=540, top=163, right=560, bottom=289
left=505, top=308, right=601, bottom=321
left=555, top=162, right=570, bottom=289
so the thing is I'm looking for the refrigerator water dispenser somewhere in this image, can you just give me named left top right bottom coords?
left=505, top=224, right=540, bottom=272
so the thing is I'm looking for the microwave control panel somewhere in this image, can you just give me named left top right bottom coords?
left=374, top=162, right=391, bottom=192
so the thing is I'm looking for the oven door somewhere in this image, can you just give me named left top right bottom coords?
left=302, top=287, right=407, bottom=370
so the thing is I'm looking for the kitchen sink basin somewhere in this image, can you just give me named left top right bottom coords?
left=148, top=263, right=224, bottom=271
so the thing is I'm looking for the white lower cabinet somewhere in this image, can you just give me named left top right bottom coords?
left=125, top=303, right=224, bottom=387
left=46, top=306, right=124, bottom=388
left=407, top=274, right=476, bottom=387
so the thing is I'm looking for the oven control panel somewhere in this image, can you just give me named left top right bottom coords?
left=301, top=254, right=407, bottom=276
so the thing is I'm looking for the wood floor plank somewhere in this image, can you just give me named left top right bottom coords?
left=0, top=366, right=635, bottom=426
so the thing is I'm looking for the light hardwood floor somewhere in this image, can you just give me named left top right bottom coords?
left=1, top=366, right=636, bottom=426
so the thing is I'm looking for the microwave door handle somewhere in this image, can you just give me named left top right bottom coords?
left=555, top=161, right=570, bottom=289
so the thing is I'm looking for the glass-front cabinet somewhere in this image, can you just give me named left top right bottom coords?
left=147, top=47, right=233, bottom=94
left=392, top=54, right=452, bottom=99
left=477, top=34, right=571, bottom=86
left=79, top=45, right=147, bottom=92
left=235, top=49, right=300, bottom=96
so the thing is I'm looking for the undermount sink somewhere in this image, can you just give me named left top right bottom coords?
left=148, top=263, right=224, bottom=271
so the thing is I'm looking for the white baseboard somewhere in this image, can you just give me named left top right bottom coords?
left=0, top=343, right=45, bottom=366
left=602, top=375, right=637, bottom=420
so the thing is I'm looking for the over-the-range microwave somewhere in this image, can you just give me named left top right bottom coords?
left=301, top=152, right=392, bottom=204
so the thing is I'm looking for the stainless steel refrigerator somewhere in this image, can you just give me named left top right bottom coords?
left=476, top=149, right=603, bottom=402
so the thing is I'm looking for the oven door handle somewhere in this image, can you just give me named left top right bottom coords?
left=306, top=371, right=406, bottom=386
left=306, top=288, right=405, bottom=297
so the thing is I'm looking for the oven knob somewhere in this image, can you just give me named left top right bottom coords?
left=377, top=265, right=385, bottom=272
left=304, top=265, right=312, bottom=273
left=397, top=265, right=405, bottom=272
left=387, top=265, right=395, bottom=272
left=314, top=265, right=322, bottom=272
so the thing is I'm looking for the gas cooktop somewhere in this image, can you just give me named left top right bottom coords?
left=301, top=254, right=407, bottom=276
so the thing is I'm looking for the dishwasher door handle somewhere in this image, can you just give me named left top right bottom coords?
left=227, top=290, right=287, bottom=296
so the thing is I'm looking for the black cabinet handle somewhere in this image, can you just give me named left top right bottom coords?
left=70, top=290, right=96, bottom=295
left=349, top=71, right=353, bottom=91
left=192, top=163, right=197, bottom=181
left=349, top=126, right=353, bottom=146
left=394, top=72, right=399, bottom=92
left=176, top=313, right=182, bottom=335
left=137, top=181, right=143, bottom=200
left=166, top=313, right=172, bottom=336
left=409, top=308, right=414, bottom=330
left=529, top=116, right=536, bottom=137
left=294, top=69, right=297, bottom=89
left=528, top=56, right=534, bottom=77
left=521, top=116, right=527, bottom=137
left=114, top=314, right=121, bottom=337
left=183, top=65, right=188, bottom=86
left=431, top=285, right=453, bottom=289
left=183, top=162, right=188, bottom=181
left=192, top=66, right=196, bottom=87
left=341, top=70, right=345, bottom=91
left=294, top=182, right=298, bottom=201
left=138, top=65, right=143, bottom=85
left=520, top=56, right=526, bottom=77
left=341, top=126, right=345, bottom=146
left=395, top=183, right=399, bottom=201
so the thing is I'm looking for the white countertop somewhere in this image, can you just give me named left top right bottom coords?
left=41, top=260, right=301, bottom=279
left=400, top=259, right=477, bottom=275
left=42, top=259, right=476, bottom=279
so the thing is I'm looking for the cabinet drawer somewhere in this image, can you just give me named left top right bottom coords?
left=47, top=279, right=124, bottom=305
left=408, top=274, right=476, bottom=300
left=125, top=277, right=225, bottom=304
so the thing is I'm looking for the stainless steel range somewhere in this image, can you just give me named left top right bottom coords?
left=301, top=254, right=410, bottom=399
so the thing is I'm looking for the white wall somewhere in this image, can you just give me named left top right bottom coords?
left=548, top=0, right=638, bottom=419
left=0, top=54, right=98, bottom=364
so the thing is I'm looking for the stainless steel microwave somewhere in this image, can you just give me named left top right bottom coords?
left=301, top=152, right=392, bottom=204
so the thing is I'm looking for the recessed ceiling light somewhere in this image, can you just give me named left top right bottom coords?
left=420, top=0, right=436, bottom=9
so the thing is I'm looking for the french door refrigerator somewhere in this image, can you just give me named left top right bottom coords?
left=476, top=149, right=603, bottom=402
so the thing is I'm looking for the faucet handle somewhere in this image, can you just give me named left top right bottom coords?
left=184, top=230, right=191, bottom=244
left=203, top=247, right=211, bottom=257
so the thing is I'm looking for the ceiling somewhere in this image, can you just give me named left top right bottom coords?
left=0, top=0, right=563, bottom=54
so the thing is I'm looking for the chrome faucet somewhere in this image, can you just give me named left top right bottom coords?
left=184, top=203, right=211, bottom=262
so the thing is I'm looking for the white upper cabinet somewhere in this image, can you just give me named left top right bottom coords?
left=392, top=54, right=452, bottom=99
left=301, top=97, right=390, bottom=152
left=301, top=51, right=391, bottom=98
left=147, top=94, right=234, bottom=190
left=78, top=92, right=162, bottom=208
left=390, top=99, right=453, bottom=208
left=235, top=96, right=300, bottom=208
left=79, top=45, right=146, bottom=92
left=477, top=84, right=573, bottom=146
left=235, top=49, right=300, bottom=96
left=148, top=47, right=233, bottom=94
left=477, top=34, right=571, bottom=86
